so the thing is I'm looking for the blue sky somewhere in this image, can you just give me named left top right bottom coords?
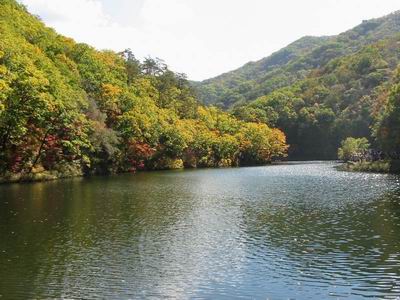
left=19, top=0, right=400, bottom=80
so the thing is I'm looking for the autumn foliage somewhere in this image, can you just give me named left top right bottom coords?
left=0, top=1, right=287, bottom=180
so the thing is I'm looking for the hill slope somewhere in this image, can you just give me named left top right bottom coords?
left=235, top=36, right=400, bottom=158
left=194, top=11, right=400, bottom=159
left=0, top=0, right=287, bottom=181
left=195, top=11, right=400, bottom=109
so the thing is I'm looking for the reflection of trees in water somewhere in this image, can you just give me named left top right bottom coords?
left=0, top=172, right=247, bottom=298
left=0, top=174, right=199, bottom=298
left=240, top=188, right=400, bottom=295
left=1, top=167, right=400, bottom=298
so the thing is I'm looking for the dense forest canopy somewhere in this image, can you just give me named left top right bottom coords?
left=194, top=12, right=400, bottom=159
left=1, top=0, right=399, bottom=182
left=0, top=0, right=287, bottom=181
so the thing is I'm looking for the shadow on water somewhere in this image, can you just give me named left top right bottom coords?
left=0, top=162, right=400, bottom=299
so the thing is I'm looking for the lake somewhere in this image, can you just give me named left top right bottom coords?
left=1, top=161, right=400, bottom=299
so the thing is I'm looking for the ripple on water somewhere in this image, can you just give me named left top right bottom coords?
left=0, top=161, right=400, bottom=299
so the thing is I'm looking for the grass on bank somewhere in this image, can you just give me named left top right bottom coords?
left=0, top=164, right=83, bottom=184
left=338, top=160, right=400, bottom=174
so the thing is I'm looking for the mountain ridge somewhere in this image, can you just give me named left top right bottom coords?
left=194, top=10, right=400, bottom=108
left=193, top=9, right=400, bottom=159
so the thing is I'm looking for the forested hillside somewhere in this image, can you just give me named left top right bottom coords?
left=195, top=11, right=400, bottom=159
left=0, top=0, right=287, bottom=182
left=195, top=12, right=400, bottom=108
left=1, top=0, right=399, bottom=180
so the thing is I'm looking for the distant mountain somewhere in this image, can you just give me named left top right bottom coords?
left=194, top=11, right=400, bottom=109
left=193, top=11, right=400, bottom=159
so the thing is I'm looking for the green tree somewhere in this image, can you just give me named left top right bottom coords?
left=338, top=137, right=370, bottom=162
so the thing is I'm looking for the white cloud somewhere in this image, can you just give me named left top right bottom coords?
left=141, top=0, right=194, bottom=26
left=18, top=0, right=400, bottom=80
left=23, top=0, right=108, bottom=24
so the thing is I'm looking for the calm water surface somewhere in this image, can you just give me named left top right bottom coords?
left=1, top=161, right=400, bottom=299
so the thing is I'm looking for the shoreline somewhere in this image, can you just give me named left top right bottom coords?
left=3, top=160, right=398, bottom=185
left=337, top=160, right=400, bottom=174
left=0, top=161, right=277, bottom=185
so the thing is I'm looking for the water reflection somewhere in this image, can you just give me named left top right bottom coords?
left=0, top=162, right=400, bottom=299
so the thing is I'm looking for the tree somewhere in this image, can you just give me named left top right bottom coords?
left=337, top=137, right=370, bottom=162
left=0, top=0, right=290, bottom=181
left=373, top=67, right=400, bottom=154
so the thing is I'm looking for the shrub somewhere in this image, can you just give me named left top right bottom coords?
left=338, top=137, right=370, bottom=162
